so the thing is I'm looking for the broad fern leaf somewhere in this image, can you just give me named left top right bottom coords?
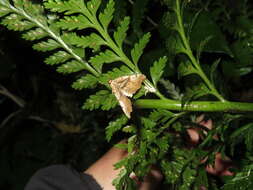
left=45, top=51, right=72, bottom=65
left=82, top=90, right=118, bottom=111
left=44, top=0, right=87, bottom=15
left=72, top=74, right=98, bottom=90
left=89, top=50, right=121, bottom=72
left=56, top=15, right=93, bottom=30
left=87, top=0, right=101, bottom=16
left=22, top=28, right=47, bottom=41
left=131, top=32, right=151, bottom=65
left=113, top=16, right=130, bottom=48
left=62, top=32, right=106, bottom=51
left=150, top=56, right=167, bottom=86
left=33, top=39, right=61, bottom=52
left=56, top=60, right=86, bottom=74
left=105, top=114, right=128, bottom=141
left=99, top=0, right=114, bottom=29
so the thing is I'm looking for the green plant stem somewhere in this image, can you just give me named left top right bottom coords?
left=5, top=1, right=100, bottom=77
left=175, top=0, right=225, bottom=102
left=134, top=99, right=253, bottom=112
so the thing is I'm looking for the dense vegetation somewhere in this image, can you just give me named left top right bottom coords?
left=0, top=0, right=253, bottom=189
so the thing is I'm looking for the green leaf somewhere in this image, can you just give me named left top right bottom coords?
left=210, top=59, right=221, bottom=84
left=141, top=117, right=156, bottom=129
left=89, top=50, right=121, bottom=72
left=45, top=51, right=72, bottom=65
left=150, top=56, right=167, bottom=86
left=222, top=164, right=253, bottom=190
left=149, top=109, right=174, bottom=123
left=83, top=90, right=118, bottom=111
left=56, top=15, right=93, bottom=30
left=165, top=34, right=186, bottom=55
left=0, top=6, right=11, bottom=17
left=33, top=39, right=60, bottom=52
left=62, top=32, right=106, bottom=51
left=105, top=114, right=128, bottom=141
left=196, top=35, right=213, bottom=61
left=72, top=74, right=98, bottom=90
left=99, top=65, right=132, bottom=85
left=22, top=28, right=47, bottom=41
left=131, top=0, right=149, bottom=36
left=131, top=32, right=151, bottom=65
left=56, top=60, right=86, bottom=74
left=44, top=0, right=87, bottom=15
left=1, top=14, right=35, bottom=31
left=190, top=11, right=233, bottom=56
left=159, top=79, right=183, bottom=100
left=87, top=0, right=101, bottom=16
left=113, top=16, right=130, bottom=48
left=178, top=61, right=197, bottom=78
left=122, top=125, right=137, bottom=134
left=99, top=0, right=114, bottom=29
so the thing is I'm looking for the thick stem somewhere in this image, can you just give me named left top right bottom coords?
left=134, top=99, right=253, bottom=112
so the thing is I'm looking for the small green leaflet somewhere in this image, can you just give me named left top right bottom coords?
left=22, top=28, right=47, bottom=41
left=56, top=15, right=93, bottom=30
left=56, top=60, right=86, bottom=74
left=33, top=39, right=60, bottom=52
left=178, top=61, right=197, bottom=78
left=87, top=0, right=101, bottom=16
left=62, top=32, right=106, bottom=51
left=1, top=14, right=35, bottom=31
left=150, top=56, right=167, bottom=86
left=99, top=0, right=114, bottom=29
left=89, top=50, right=121, bottom=73
left=113, top=16, right=130, bottom=48
left=82, top=90, right=118, bottom=111
left=131, top=32, right=151, bottom=65
left=45, top=51, right=72, bottom=65
left=105, top=114, right=128, bottom=141
left=0, top=6, right=11, bottom=17
left=44, top=0, right=87, bottom=15
left=99, top=65, right=132, bottom=85
left=72, top=74, right=98, bottom=90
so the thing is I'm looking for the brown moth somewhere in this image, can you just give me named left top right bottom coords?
left=109, top=74, right=146, bottom=118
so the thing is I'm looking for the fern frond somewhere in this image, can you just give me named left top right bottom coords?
left=105, top=114, right=128, bottom=141
left=45, top=51, right=72, bottom=65
left=83, top=90, right=117, bottom=111
left=56, top=60, right=86, bottom=74
left=56, top=15, right=93, bottom=30
left=113, top=16, right=130, bottom=49
left=99, top=0, right=114, bottom=29
left=131, top=32, right=151, bottom=65
left=72, top=74, right=98, bottom=90
left=89, top=50, right=121, bottom=72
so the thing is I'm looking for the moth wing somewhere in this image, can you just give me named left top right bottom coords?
left=121, top=74, right=146, bottom=97
left=118, top=95, right=132, bottom=118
